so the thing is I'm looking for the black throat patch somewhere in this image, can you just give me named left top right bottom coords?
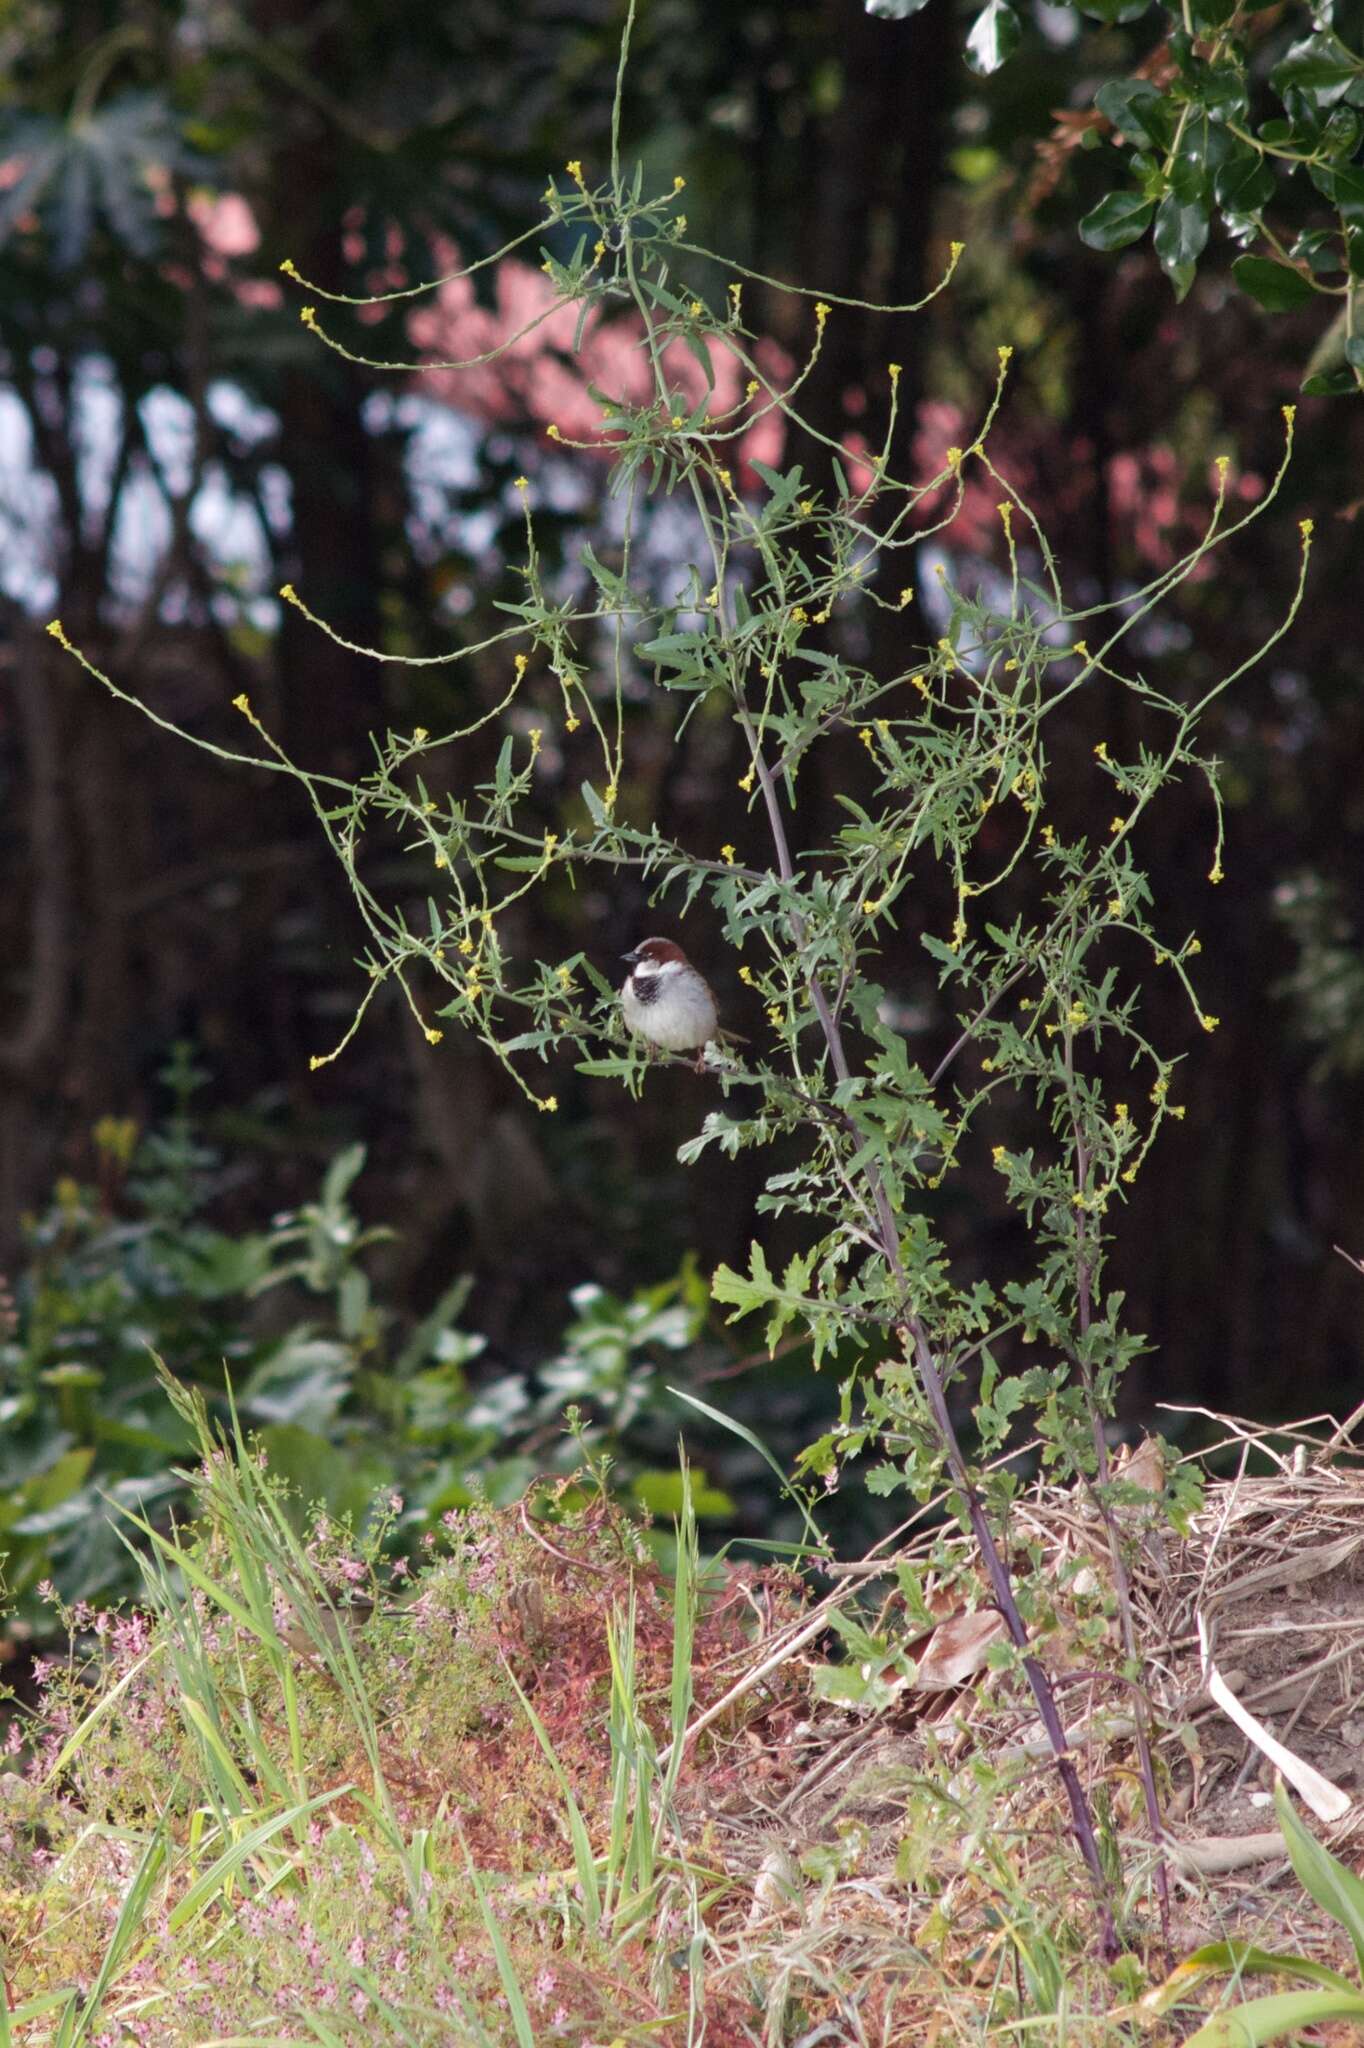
left=630, top=972, right=660, bottom=1008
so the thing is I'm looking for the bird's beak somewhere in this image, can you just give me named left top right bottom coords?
left=620, top=947, right=640, bottom=965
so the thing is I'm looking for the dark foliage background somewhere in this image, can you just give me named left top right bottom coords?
left=2, top=0, right=1363, bottom=1528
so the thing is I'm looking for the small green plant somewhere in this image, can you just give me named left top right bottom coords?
left=1146, top=1777, right=1364, bottom=2044
left=47, top=0, right=1310, bottom=1939
left=0, top=1057, right=732, bottom=1625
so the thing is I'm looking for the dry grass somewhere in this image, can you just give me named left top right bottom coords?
left=5, top=1407, right=1364, bottom=2043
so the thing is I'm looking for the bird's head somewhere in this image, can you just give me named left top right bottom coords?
left=621, top=937, right=689, bottom=971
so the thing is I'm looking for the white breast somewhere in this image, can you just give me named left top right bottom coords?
left=622, top=962, right=718, bottom=1051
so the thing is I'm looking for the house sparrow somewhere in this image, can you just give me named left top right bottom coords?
left=620, top=937, right=727, bottom=1066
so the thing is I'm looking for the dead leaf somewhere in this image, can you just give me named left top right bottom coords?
left=913, top=1608, right=1009, bottom=1692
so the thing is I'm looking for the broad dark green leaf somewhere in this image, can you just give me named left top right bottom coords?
left=1153, top=190, right=1209, bottom=296
left=965, top=0, right=1021, bottom=75
left=1079, top=189, right=1156, bottom=251
left=1302, top=366, right=1360, bottom=394
left=1271, top=34, right=1363, bottom=101
left=1232, top=254, right=1316, bottom=310
left=1096, top=78, right=1173, bottom=150
left=1214, top=150, right=1276, bottom=216
left=1310, top=162, right=1364, bottom=225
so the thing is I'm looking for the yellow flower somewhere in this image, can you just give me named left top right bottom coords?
left=1122, top=1167, right=1138, bottom=1184
left=1186, top=937, right=1202, bottom=956
left=458, top=937, right=474, bottom=956
left=689, top=299, right=703, bottom=317
left=514, top=475, right=529, bottom=491
left=546, top=424, right=561, bottom=440
left=1115, top=1103, right=1128, bottom=1123
left=739, top=966, right=754, bottom=985
left=566, top=159, right=583, bottom=179
left=1067, top=1002, right=1089, bottom=1027
left=1208, top=861, right=1224, bottom=884
left=858, top=727, right=875, bottom=750
left=746, top=379, right=759, bottom=398
left=1074, top=641, right=1089, bottom=658
left=1170, top=1104, right=1186, bottom=1120
left=434, top=852, right=447, bottom=869
left=862, top=898, right=881, bottom=915
left=767, top=1005, right=782, bottom=1029
left=981, top=1059, right=994, bottom=1073
left=529, top=727, right=542, bottom=755
left=424, top=1027, right=444, bottom=1046
left=565, top=714, right=581, bottom=733
left=738, top=770, right=755, bottom=793
left=514, top=654, right=528, bottom=676
left=537, top=1094, right=559, bottom=1112
left=946, top=446, right=963, bottom=469
left=899, top=588, right=913, bottom=608
left=1107, top=898, right=1123, bottom=917
left=232, top=694, right=253, bottom=718
left=888, top=362, right=902, bottom=382
left=673, top=175, right=686, bottom=192
left=308, top=1055, right=324, bottom=1071
left=997, top=344, right=1013, bottom=366
left=412, top=727, right=429, bottom=744
left=799, top=498, right=815, bottom=515
left=1200, top=1014, right=1220, bottom=1033
left=1094, top=741, right=1108, bottom=761
left=671, top=413, right=684, bottom=428
left=911, top=673, right=928, bottom=696
left=1300, top=518, right=1314, bottom=543
left=1282, top=404, right=1296, bottom=426
left=814, top=301, right=831, bottom=325
left=720, top=843, right=736, bottom=864
left=1041, top=824, right=1056, bottom=847
left=991, top=1145, right=1005, bottom=1162
left=1110, top=817, right=1123, bottom=835
left=299, top=305, right=317, bottom=326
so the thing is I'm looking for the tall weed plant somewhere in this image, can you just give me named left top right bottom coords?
left=48, top=4, right=1309, bottom=1939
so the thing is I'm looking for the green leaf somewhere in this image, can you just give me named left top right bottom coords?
left=1275, top=1778, right=1364, bottom=1977
left=1187, top=0, right=1237, bottom=29
left=1154, top=190, right=1209, bottom=298
left=1182, top=1989, right=1364, bottom=2047
left=1096, top=79, right=1173, bottom=151
left=1214, top=152, right=1276, bottom=217
left=965, top=0, right=1020, bottom=74
left=1310, top=162, right=1364, bottom=225
left=1272, top=34, right=1363, bottom=101
left=1079, top=190, right=1156, bottom=252
left=1301, top=365, right=1360, bottom=395
left=1232, top=255, right=1316, bottom=311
